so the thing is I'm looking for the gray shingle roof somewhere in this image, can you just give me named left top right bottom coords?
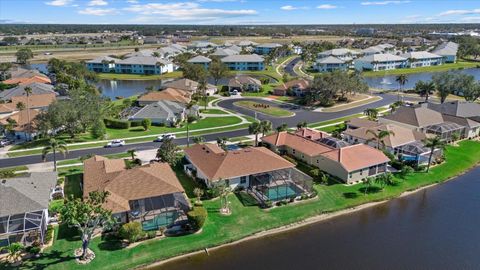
left=428, top=101, right=480, bottom=118
left=86, top=56, right=117, bottom=64
left=187, top=55, right=212, bottom=63
left=316, top=56, right=345, bottom=64
left=400, top=51, right=442, bottom=59
left=116, top=56, right=172, bottom=66
left=356, top=53, right=407, bottom=63
left=381, top=105, right=444, bottom=127
left=0, top=82, right=56, bottom=100
left=221, top=54, right=264, bottom=63
left=432, top=41, right=458, bottom=56
left=0, top=172, right=57, bottom=216
left=319, top=48, right=359, bottom=57
left=255, top=43, right=282, bottom=48
left=130, top=100, right=185, bottom=121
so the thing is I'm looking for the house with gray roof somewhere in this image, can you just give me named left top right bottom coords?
left=128, top=100, right=198, bottom=126
left=428, top=101, right=480, bottom=138
left=432, top=41, right=458, bottom=63
left=318, top=48, right=359, bottom=62
left=221, top=54, right=264, bottom=71
left=0, top=172, right=57, bottom=247
left=211, top=48, right=239, bottom=58
left=354, top=53, right=407, bottom=72
left=187, top=55, right=212, bottom=69
left=0, top=82, right=56, bottom=101
left=400, top=51, right=443, bottom=68
left=314, top=56, right=348, bottom=72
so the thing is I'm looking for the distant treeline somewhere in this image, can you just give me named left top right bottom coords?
left=0, top=23, right=479, bottom=37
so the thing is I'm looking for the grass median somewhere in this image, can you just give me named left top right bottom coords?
left=234, top=100, right=294, bottom=117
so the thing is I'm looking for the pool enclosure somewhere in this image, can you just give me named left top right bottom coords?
left=425, top=122, right=465, bottom=141
left=248, top=168, right=313, bottom=204
left=0, top=210, right=48, bottom=247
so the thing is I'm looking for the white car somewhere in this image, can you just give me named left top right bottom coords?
left=154, top=134, right=176, bottom=142
left=105, top=139, right=125, bottom=148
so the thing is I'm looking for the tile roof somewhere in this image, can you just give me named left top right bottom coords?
left=187, top=55, right=212, bottom=63
left=0, top=172, right=57, bottom=216
left=322, top=144, right=390, bottom=172
left=10, top=93, right=57, bottom=109
left=344, top=124, right=427, bottom=148
left=400, top=51, right=442, bottom=59
left=274, top=79, right=311, bottom=91
left=346, top=118, right=381, bottom=129
left=261, top=132, right=333, bottom=157
left=221, top=54, right=264, bottom=63
left=163, top=78, right=216, bottom=93
left=0, top=109, right=40, bottom=132
left=381, top=105, right=444, bottom=127
left=227, top=75, right=261, bottom=87
left=0, top=83, right=56, bottom=100
left=294, top=127, right=328, bottom=140
left=138, top=88, right=191, bottom=104
left=3, top=75, right=51, bottom=85
left=357, top=53, right=407, bottom=63
left=184, top=144, right=295, bottom=181
left=83, top=156, right=185, bottom=213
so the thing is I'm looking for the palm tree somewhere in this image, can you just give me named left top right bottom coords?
left=363, top=108, right=379, bottom=121
left=24, top=86, right=32, bottom=141
left=42, top=138, right=68, bottom=171
left=296, top=121, right=307, bottom=129
left=259, top=120, right=272, bottom=137
left=249, top=122, right=262, bottom=146
left=366, top=129, right=395, bottom=149
left=127, top=149, right=136, bottom=160
left=193, top=136, right=205, bottom=144
left=395, top=74, right=408, bottom=102
left=424, top=136, right=446, bottom=173
left=415, top=80, right=435, bottom=102
left=5, top=118, right=17, bottom=135
left=276, top=123, right=288, bottom=132
left=2, top=243, right=24, bottom=264
left=185, top=100, right=197, bottom=147
left=375, top=173, right=394, bottom=190
left=16, top=101, right=26, bottom=111
left=198, top=79, right=208, bottom=111
left=451, top=132, right=460, bottom=145
left=216, top=137, right=228, bottom=150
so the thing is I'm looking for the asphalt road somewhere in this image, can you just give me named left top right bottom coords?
left=284, top=57, right=301, bottom=77
left=0, top=93, right=403, bottom=168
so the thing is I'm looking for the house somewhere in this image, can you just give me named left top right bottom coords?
left=187, top=41, right=218, bottom=50
left=210, top=48, right=239, bottom=58
left=0, top=108, right=41, bottom=140
left=343, top=123, right=435, bottom=165
left=187, top=55, right=212, bottom=69
left=314, top=56, right=348, bottom=72
left=238, top=40, right=258, bottom=47
left=261, top=130, right=389, bottom=184
left=354, top=53, right=408, bottom=72
left=137, top=88, right=191, bottom=106
left=254, top=43, right=282, bottom=55
left=162, top=78, right=217, bottom=96
left=114, top=56, right=173, bottom=75
left=86, top=56, right=117, bottom=73
left=361, top=44, right=395, bottom=56
left=345, top=118, right=380, bottom=130
left=0, top=172, right=57, bottom=247
left=128, top=100, right=198, bottom=126
left=318, top=48, right=359, bottom=62
left=227, top=75, right=262, bottom=93
left=184, top=143, right=313, bottom=202
left=428, top=101, right=480, bottom=138
left=379, top=104, right=465, bottom=141
left=83, top=156, right=190, bottom=230
left=431, top=41, right=458, bottom=63
left=0, top=82, right=56, bottom=101
left=273, top=78, right=311, bottom=96
left=400, top=51, right=443, bottom=68
left=220, top=54, right=264, bottom=71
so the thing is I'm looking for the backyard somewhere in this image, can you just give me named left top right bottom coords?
left=234, top=100, right=294, bottom=117
left=5, top=140, right=480, bottom=270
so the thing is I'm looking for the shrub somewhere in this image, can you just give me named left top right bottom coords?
left=129, top=120, right=143, bottom=127
left=390, top=160, right=404, bottom=170
left=152, top=122, right=165, bottom=127
left=104, top=118, right=131, bottom=129
left=0, top=169, right=15, bottom=178
left=145, top=230, right=157, bottom=239
left=56, top=177, right=65, bottom=185
left=187, top=206, right=207, bottom=229
left=49, top=200, right=64, bottom=215
left=91, top=119, right=106, bottom=139
left=119, top=222, right=144, bottom=243
left=282, top=155, right=298, bottom=166
left=141, top=118, right=152, bottom=131
left=187, top=115, right=198, bottom=123
left=29, top=246, right=41, bottom=255
left=264, top=200, right=273, bottom=208
left=206, top=186, right=221, bottom=198
left=45, top=225, right=54, bottom=243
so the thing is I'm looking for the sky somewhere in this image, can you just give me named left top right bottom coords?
left=0, top=0, right=479, bottom=25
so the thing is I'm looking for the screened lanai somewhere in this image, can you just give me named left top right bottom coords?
left=0, top=210, right=48, bottom=247
left=396, top=141, right=437, bottom=165
left=425, top=122, right=465, bottom=141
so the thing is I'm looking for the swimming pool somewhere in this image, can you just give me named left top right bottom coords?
left=266, top=184, right=300, bottom=201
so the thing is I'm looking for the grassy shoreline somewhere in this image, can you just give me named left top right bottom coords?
left=5, top=140, right=480, bottom=270
left=362, top=61, right=478, bottom=77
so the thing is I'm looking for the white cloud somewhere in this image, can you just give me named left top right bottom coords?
left=45, top=0, right=73, bottom=6
left=126, top=0, right=138, bottom=3
left=317, top=4, right=337, bottom=9
left=438, top=9, right=480, bottom=16
left=281, top=5, right=298, bottom=11
left=361, top=1, right=410, bottom=6
left=88, top=0, right=108, bottom=6
left=78, top=7, right=117, bottom=16
left=124, top=2, right=257, bottom=21
left=459, top=16, right=480, bottom=23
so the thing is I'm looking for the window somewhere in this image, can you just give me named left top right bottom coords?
left=292, top=149, right=296, bottom=154
left=349, top=173, right=352, bottom=178
left=240, top=176, right=247, bottom=184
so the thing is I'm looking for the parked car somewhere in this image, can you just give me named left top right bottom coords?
left=154, top=134, right=176, bottom=142
left=105, top=139, right=125, bottom=148
left=0, top=139, right=12, bottom=147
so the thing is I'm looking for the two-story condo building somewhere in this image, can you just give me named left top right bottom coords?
left=221, top=54, right=264, bottom=71
left=432, top=41, right=458, bottom=63
left=187, top=55, right=212, bottom=69
left=86, top=56, right=117, bottom=73
left=354, top=53, right=408, bottom=72
left=314, top=56, right=348, bottom=72
left=318, top=48, right=359, bottom=62
left=114, top=56, right=173, bottom=75
left=254, top=43, right=282, bottom=55
left=400, top=51, right=443, bottom=68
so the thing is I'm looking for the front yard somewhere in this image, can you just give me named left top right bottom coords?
left=7, top=140, right=480, bottom=270
left=234, top=100, right=294, bottom=117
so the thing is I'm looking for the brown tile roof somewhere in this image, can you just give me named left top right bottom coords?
left=4, top=76, right=51, bottom=85
left=184, top=143, right=294, bottom=181
left=162, top=78, right=216, bottom=93
left=10, top=93, right=56, bottom=109
left=0, top=103, right=16, bottom=113
left=382, top=105, right=444, bottom=127
left=83, top=156, right=185, bottom=213
left=346, top=118, right=380, bottom=129
left=294, top=127, right=328, bottom=140
left=274, top=79, right=311, bottom=91
left=0, top=109, right=40, bottom=132
left=344, top=124, right=426, bottom=148
left=322, top=144, right=390, bottom=172
left=261, top=132, right=334, bottom=157
left=138, top=88, right=191, bottom=104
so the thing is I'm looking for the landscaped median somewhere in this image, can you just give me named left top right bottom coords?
left=7, top=140, right=480, bottom=270
left=234, top=100, right=295, bottom=117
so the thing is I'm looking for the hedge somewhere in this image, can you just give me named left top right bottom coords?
left=129, top=120, right=143, bottom=127
left=104, top=118, right=131, bottom=129
left=187, top=206, right=207, bottom=229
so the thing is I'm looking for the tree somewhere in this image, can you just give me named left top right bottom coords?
left=297, top=121, right=307, bottom=129
left=15, top=48, right=33, bottom=64
left=15, top=101, right=26, bottom=111
left=91, top=119, right=106, bottom=139
left=363, top=108, right=379, bottom=121
left=183, top=63, right=207, bottom=82
left=156, top=137, right=179, bottom=166
left=197, top=78, right=209, bottom=110
left=193, top=187, right=204, bottom=204
left=399, top=166, right=414, bottom=179
left=366, top=129, right=395, bottom=149
left=218, top=183, right=231, bottom=215
left=5, top=118, right=17, bottom=135
left=127, top=149, right=136, bottom=160
left=363, top=177, right=374, bottom=195
left=432, top=71, right=456, bottom=104
left=216, top=137, right=228, bottom=150
left=193, top=136, right=205, bottom=144
left=276, top=123, right=288, bottom=132
left=2, top=243, right=24, bottom=264
left=141, top=118, right=151, bottom=131
left=463, top=81, right=480, bottom=102
left=395, top=74, right=408, bottom=101
left=42, top=139, right=68, bottom=171
left=415, top=80, right=436, bottom=102
left=451, top=132, right=460, bottom=145
left=185, top=101, right=197, bottom=147
left=259, top=120, right=272, bottom=137
left=60, top=191, right=113, bottom=261
left=208, top=58, right=229, bottom=85
left=248, top=122, right=262, bottom=146
left=375, top=173, right=394, bottom=190
left=24, top=86, right=33, bottom=140
left=424, top=136, right=446, bottom=172
left=119, top=222, right=144, bottom=244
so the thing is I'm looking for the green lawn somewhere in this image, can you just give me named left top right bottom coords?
left=362, top=61, right=479, bottom=77
left=241, top=84, right=275, bottom=97
left=200, top=109, right=228, bottom=115
left=7, top=141, right=480, bottom=270
left=97, top=71, right=183, bottom=81
left=197, top=96, right=219, bottom=107
left=308, top=113, right=364, bottom=128
left=63, top=172, right=83, bottom=199
left=234, top=100, right=294, bottom=117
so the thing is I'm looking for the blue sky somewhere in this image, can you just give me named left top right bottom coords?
left=0, top=0, right=479, bottom=25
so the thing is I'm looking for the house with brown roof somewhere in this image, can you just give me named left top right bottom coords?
left=261, top=130, right=389, bottom=183
left=227, top=75, right=261, bottom=93
left=83, top=156, right=190, bottom=230
left=137, top=88, right=192, bottom=106
left=184, top=143, right=313, bottom=202
left=0, top=108, right=40, bottom=141
left=162, top=78, right=217, bottom=96
left=273, top=79, right=311, bottom=96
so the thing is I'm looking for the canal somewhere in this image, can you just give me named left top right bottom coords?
left=153, top=166, right=480, bottom=270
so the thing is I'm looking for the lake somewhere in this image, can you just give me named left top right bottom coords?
left=153, top=166, right=480, bottom=270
